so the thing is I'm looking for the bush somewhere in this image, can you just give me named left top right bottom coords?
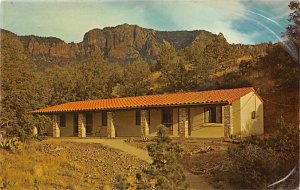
left=113, top=125, right=189, bottom=190
left=0, top=137, right=23, bottom=152
left=144, top=125, right=188, bottom=190
left=226, top=144, right=283, bottom=189
left=213, top=119, right=299, bottom=189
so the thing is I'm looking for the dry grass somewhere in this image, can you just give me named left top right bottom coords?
left=0, top=142, right=68, bottom=189
left=0, top=140, right=148, bottom=190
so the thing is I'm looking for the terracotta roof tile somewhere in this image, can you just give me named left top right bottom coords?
left=31, top=87, right=257, bottom=114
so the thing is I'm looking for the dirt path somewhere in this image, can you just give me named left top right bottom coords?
left=53, top=138, right=152, bottom=163
left=50, top=138, right=214, bottom=190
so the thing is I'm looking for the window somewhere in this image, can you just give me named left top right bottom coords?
left=204, top=106, right=222, bottom=123
left=102, top=111, right=107, bottom=126
left=162, top=109, right=172, bottom=127
left=136, top=110, right=141, bottom=125
left=60, top=114, right=66, bottom=127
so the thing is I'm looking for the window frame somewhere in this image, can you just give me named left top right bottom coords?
left=162, top=108, right=172, bottom=126
left=204, top=106, right=222, bottom=124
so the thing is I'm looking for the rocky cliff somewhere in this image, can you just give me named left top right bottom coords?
left=3, top=24, right=216, bottom=63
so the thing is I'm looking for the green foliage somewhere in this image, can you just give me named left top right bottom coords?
left=113, top=175, right=130, bottom=190
left=117, top=59, right=151, bottom=96
left=266, top=117, right=299, bottom=162
left=214, top=119, right=299, bottom=189
left=113, top=125, right=188, bottom=190
left=144, top=125, right=188, bottom=190
left=284, top=0, right=300, bottom=48
left=0, top=137, right=23, bottom=152
left=113, top=173, right=152, bottom=190
left=260, top=44, right=299, bottom=88
left=219, top=72, right=251, bottom=89
left=0, top=31, right=48, bottom=140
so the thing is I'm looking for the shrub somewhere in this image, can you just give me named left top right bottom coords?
left=213, top=119, right=299, bottom=189
left=0, top=137, right=23, bottom=152
left=113, top=174, right=130, bottom=190
left=142, top=125, right=188, bottom=189
left=113, top=125, right=189, bottom=190
left=226, top=144, right=282, bottom=189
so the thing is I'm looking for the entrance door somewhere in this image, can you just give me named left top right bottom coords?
left=73, top=113, right=78, bottom=135
left=162, top=108, right=173, bottom=135
left=86, top=113, right=93, bottom=135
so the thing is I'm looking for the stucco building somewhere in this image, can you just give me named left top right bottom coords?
left=32, top=87, right=264, bottom=138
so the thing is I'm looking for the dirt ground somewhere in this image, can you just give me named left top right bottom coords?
left=126, top=138, right=231, bottom=189
left=0, top=140, right=148, bottom=189
left=0, top=138, right=228, bottom=189
left=57, top=138, right=217, bottom=190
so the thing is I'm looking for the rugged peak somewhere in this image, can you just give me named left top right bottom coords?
left=2, top=24, right=222, bottom=63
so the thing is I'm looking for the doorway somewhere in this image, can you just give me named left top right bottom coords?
left=86, top=113, right=93, bottom=135
left=162, top=108, right=173, bottom=135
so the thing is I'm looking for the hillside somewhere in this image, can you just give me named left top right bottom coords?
left=0, top=140, right=148, bottom=189
left=0, top=24, right=298, bottom=135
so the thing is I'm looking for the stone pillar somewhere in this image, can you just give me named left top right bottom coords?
left=223, top=105, right=233, bottom=138
left=78, top=113, right=86, bottom=137
left=141, top=110, right=149, bottom=137
left=178, top=108, right=189, bottom=138
left=107, top=112, right=115, bottom=138
left=52, top=115, right=60, bottom=137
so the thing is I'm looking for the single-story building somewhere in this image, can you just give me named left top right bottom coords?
left=31, top=87, right=264, bottom=138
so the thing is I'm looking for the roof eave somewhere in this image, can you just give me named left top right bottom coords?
left=31, top=101, right=230, bottom=114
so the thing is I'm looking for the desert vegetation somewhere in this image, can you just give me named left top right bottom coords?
left=0, top=0, right=299, bottom=189
left=114, top=126, right=189, bottom=190
left=0, top=139, right=148, bottom=189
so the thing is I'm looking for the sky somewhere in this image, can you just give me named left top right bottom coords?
left=0, top=0, right=291, bottom=44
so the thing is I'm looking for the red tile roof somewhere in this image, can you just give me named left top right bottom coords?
left=32, top=87, right=258, bottom=114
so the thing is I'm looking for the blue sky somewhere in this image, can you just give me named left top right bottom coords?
left=0, top=0, right=291, bottom=44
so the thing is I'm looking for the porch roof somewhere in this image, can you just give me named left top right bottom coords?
left=32, top=87, right=257, bottom=114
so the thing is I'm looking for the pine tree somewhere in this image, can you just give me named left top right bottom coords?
left=283, top=0, right=300, bottom=62
left=143, top=125, right=188, bottom=190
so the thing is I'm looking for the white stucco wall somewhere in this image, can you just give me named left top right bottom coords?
left=239, top=92, right=264, bottom=137
left=60, top=113, right=74, bottom=137
left=232, top=100, right=241, bottom=136
left=189, top=106, right=225, bottom=138
left=114, top=110, right=141, bottom=137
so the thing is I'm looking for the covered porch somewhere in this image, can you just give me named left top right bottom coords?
left=50, top=105, right=233, bottom=139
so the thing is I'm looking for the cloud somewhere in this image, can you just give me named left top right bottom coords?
left=141, top=0, right=257, bottom=44
left=1, top=0, right=290, bottom=44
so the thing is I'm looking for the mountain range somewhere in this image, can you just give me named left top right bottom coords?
left=1, top=24, right=231, bottom=63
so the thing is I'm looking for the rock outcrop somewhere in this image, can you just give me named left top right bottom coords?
left=1, top=24, right=216, bottom=63
left=2, top=24, right=217, bottom=63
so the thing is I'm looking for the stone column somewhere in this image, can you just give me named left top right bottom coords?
left=107, top=112, right=115, bottom=138
left=141, top=110, right=149, bottom=137
left=78, top=113, right=86, bottom=137
left=178, top=108, right=189, bottom=138
left=223, top=105, right=233, bottom=138
left=52, top=115, right=60, bottom=137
